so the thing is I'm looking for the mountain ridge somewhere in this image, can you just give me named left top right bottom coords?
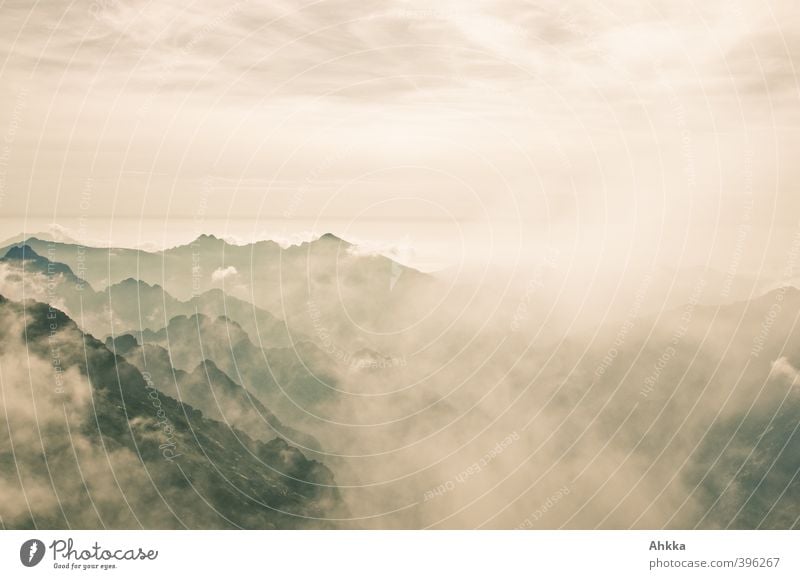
left=0, top=293, right=346, bottom=529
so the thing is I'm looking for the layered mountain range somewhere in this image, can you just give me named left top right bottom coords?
left=1, top=234, right=799, bottom=529
left=0, top=296, right=344, bottom=529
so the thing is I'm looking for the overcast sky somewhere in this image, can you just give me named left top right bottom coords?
left=0, top=0, right=798, bottom=272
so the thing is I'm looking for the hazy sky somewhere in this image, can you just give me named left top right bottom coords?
left=0, top=0, right=798, bottom=272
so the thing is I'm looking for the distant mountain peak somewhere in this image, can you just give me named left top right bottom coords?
left=1, top=245, right=86, bottom=284
left=114, top=277, right=164, bottom=291
left=289, top=232, right=352, bottom=252
left=215, top=314, right=242, bottom=328
left=105, top=333, right=139, bottom=356
left=317, top=232, right=346, bottom=244
left=4, top=244, right=40, bottom=260
left=193, top=233, right=225, bottom=244
left=192, top=359, right=233, bottom=383
left=197, top=358, right=221, bottom=371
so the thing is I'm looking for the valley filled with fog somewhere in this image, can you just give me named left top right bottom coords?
left=1, top=230, right=798, bottom=529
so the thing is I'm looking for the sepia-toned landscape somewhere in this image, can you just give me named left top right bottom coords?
left=1, top=0, right=799, bottom=529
